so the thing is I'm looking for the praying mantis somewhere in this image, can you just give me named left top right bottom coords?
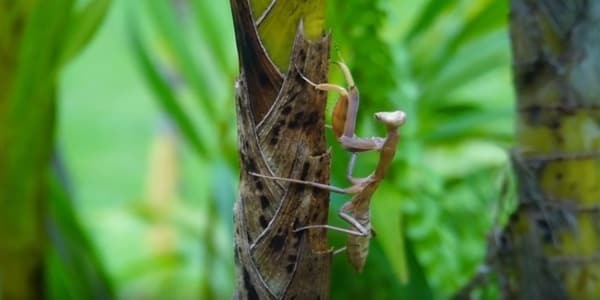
left=250, top=62, right=405, bottom=272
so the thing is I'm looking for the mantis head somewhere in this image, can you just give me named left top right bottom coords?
left=374, top=110, right=406, bottom=129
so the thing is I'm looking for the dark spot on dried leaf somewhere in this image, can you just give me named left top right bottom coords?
left=243, top=268, right=259, bottom=300
left=293, top=111, right=305, bottom=122
left=245, top=158, right=257, bottom=172
left=294, top=228, right=303, bottom=240
left=301, top=162, right=310, bottom=180
left=282, top=105, right=292, bottom=115
left=258, top=70, right=269, bottom=87
left=288, top=120, right=300, bottom=129
left=259, top=215, right=268, bottom=228
left=269, top=234, right=286, bottom=252
left=286, top=263, right=295, bottom=274
left=246, top=230, right=251, bottom=242
left=273, top=122, right=282, bottom=136
left=311, top=211, right=319, bottom=221
left=260, top=195, right=269, bottom=209
left=298, top=49, right=306, bottom=62
left=303, top=111, right=319, bottom=129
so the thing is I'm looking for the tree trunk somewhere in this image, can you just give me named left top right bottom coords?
left=498, top=1, right=600, bottom=299
left=230, top=0, right=332, bottom=299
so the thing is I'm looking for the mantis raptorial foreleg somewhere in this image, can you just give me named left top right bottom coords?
left=298, top=62, right=382, bottom=153
left=347, top=153, right=358, bottom=183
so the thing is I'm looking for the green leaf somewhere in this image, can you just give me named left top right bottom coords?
left=189, top=0, right=235, bottom=76
left=402, top=234, right=434, bottom=300
left=48, top=159, right=114, bottom=299
left=211, top=161, right=236, bottom=233
left=422, top=33, right=509, bottom=100
left=422, top=106, right=513, bottom=144
left=128, top=21, right=208, bottom=159
left=372, top=183, right=408, bottom=284
left=420, top=0, right=509, bottom=80
left=404, top=0, right=459, bottom=43
left=60, top=0, right=112, bottom=65
left=9, top=0, right=74, bottom=115
left=144, top=0, right=216, bottom=114
left=444, top=0, right=508, bottom=57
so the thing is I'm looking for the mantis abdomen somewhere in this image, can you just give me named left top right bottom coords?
left=347, top=231, right=370, bottom=272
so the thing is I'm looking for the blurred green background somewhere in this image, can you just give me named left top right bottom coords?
left=49, top=0, right=514, bottom=299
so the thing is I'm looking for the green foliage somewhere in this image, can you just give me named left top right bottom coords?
left=0, top=0, right=112, bottom=298
left=326, top=0, right=513, bottom=298
left=128, top=23, right=207, bottom=158
left=60, top=0, right=112, bottom=65
left=121, top=0, right=237, bottom=298
left=47, top=163, right=114, bottom=299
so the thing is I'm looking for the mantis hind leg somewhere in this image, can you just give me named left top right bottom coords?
left=293, top=224, right=365, bottom=236
left=339, top=212, right=370, bottom=237
left=333, top=246, right=347, bottom=256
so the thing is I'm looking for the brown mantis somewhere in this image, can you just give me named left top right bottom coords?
left=250, top=62, right=405, bottom=272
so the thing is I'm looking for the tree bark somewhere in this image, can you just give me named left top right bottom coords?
left=498, top=1, right=600, bottom=299
left=230, top=0, right=332, bottom=299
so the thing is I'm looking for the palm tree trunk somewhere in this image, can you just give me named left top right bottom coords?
left=498, top=1, right=600, bottom=298
left=230, top=0, right=332, bottom=298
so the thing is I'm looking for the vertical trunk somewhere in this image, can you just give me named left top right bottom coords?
left=499, top=1, right=600, bottom=299
left=230, top=0, right=332, bottom=298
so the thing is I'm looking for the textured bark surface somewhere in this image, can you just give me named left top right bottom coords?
left=498, top=1, right=600, bottom=299
left=231, top=0, right=332, bottom=299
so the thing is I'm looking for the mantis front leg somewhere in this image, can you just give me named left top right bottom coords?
left=298, top=62, right=360, bottom=144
